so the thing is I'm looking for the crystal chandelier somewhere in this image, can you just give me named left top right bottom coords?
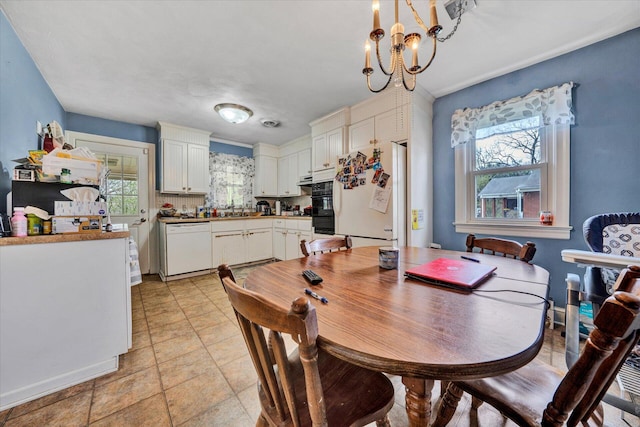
left=363, top=0, right=467, bottom=93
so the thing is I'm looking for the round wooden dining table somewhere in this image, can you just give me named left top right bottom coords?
left=243, top=246, right=550, bottom=426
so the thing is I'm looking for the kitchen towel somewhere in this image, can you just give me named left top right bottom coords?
left=129, top=237, right=142, bottom=286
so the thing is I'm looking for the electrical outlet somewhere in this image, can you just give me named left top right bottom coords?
left=36, top=121, right=43, bottom=136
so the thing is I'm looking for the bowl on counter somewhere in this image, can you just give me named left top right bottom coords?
left=159, top=208, right=177, bottom=217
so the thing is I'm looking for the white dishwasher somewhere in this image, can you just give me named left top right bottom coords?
left=164, top=223, right=212, bottom=276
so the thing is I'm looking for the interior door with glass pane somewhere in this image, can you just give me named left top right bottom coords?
left=74, top=139, right=150, bottom=274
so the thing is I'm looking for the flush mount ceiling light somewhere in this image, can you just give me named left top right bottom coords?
left=363, top=0, right=474, bottom=93
left=214, top=103, right=253, bottom=124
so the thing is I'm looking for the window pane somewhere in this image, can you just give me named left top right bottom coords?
left=122, top=179, right=138, bottom=195
left=475, top=118, right=541, bottom=171
left=475, top=169, right=540, bottom=219
left=123, top=196, right=138, bottom=215
left=107, top=178, right=122, bottom=194
left=107, top=195, right=123, bottom=215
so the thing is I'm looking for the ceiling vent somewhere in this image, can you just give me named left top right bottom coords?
left=260, top=119, right=280, bottom=128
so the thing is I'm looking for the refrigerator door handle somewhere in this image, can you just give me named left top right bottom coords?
left=333, top=180, right=341, bottom=217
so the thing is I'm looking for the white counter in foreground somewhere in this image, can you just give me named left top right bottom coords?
left=0, top=234, right=131, bottom=411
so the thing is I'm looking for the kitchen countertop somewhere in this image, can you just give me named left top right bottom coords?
left=158, top=215, right=312, bottom=224
left=0, top=231, right=130, bottom=246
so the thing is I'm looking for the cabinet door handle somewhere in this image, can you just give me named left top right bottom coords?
left=188, top=187, right=191, bottom=191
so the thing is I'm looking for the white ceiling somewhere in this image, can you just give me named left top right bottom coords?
left=1, top=1, right=639, bottom=147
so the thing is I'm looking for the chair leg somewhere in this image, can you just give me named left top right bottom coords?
left=256, top=414, right=269, bottom=427
left=471, top=396, right=484, bottom=409
left=432, top=382, right=464, bottom=427
left=440, top=380, right=450, bottom=397
left=375, top=415, right=391, bottom=427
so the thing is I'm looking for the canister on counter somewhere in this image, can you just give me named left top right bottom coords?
left=43, top=219, right=52, bottom=234
left=379, top=247, right=399, bottom=269
left=26, top=214, right=43, bottom=236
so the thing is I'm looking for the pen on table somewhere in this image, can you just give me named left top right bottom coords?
left=304, top=288, right=329, bottom=304
left=460, top=255, right=480, bottom=263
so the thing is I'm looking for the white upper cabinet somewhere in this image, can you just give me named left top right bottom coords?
left=278, top=153, right=301, bottom=197
left=186, top=144, right=210, bottom=193
left=310, top=108, right=349, bottom=182
left=253, top=143, right=279, bottom=197
left=374, top=104, right=409, bottom=144
left=298, top=148, right=311, bottom=178
left=312, top=127, right=346, bottom=171
left=348, top=105, right=409, bottom=152
left=254, top=155, right=278, bottom=197
left=348, top=117, right=375, bottom=151
left=158, top=122, right=210, bottom=194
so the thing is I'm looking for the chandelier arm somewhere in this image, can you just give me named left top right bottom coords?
left=374, top=39, right=395, bottom=76
left=401, top=71, right=417, bottom=92
left=366, top=72, right=394, bottom=93
left=404, top=37, right=438, bottom=75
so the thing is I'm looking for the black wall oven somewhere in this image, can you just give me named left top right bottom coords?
left=311, top=181, right=334, bottom=234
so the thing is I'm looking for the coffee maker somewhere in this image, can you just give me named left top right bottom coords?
left=256, top=200, right=272, bottom=216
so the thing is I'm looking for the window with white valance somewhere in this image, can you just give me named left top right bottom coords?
left=453, top=82, right=575, bottom=239
left=451, top=82, right=575, bottom=148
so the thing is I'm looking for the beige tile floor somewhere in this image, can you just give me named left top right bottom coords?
left=0, top=265, right=638, bottom=427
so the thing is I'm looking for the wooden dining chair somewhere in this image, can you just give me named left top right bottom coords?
left=466, top=233, right=536, bottom=263
left=300, top=235, right=352, bottom=257
left=439, top=233, right=539, bottom=403
left=433, top=265, right=640, bottom=427
left=217, top=264, right=394, bottom=427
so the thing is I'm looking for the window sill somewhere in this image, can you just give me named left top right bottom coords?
left=453, top=221, right=573, bottom=240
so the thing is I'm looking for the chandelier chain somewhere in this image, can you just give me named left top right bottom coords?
left=436, top=1, right=463, bottom=42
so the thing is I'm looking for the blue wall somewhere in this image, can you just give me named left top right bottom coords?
left=432, top=28, right=640, bottom=305
left=66, top=113, right=157, bottom=144
left=0, top=11, right=65, bottom=214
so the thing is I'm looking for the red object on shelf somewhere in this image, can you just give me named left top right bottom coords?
left=43, top=135, right=54, bottom=153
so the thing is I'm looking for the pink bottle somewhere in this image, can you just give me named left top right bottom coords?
left=11, top=207, right=28, bottom=237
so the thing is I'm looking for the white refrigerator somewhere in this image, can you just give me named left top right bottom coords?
left=332, top=142, right=406, bottom=247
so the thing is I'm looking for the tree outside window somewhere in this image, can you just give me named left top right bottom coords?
left=473, top=117, right=542, bottom=220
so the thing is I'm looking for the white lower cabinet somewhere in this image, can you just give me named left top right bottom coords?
left=274, top=219, right=312, bottom=260
left=212, top=219, right=274, bottom=267
left=273, top=226, right=287, bottom=260
left=0, top=237, right=131, bottom=411
left=247, top=228, right=274, bottom=262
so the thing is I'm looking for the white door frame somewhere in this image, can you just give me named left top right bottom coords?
left=65, top=131, right=158, bottom=275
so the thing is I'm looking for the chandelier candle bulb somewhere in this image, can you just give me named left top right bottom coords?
left=372, top=0, right=380, bottom=31
left=429, top=0, right=439, bottom=30
left=365, top=41, right=371, bottom=68
left=412, top=42, right=419, bottom=68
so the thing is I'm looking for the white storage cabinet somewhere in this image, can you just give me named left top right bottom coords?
left=212, top=219, right=274, bottom=266
left=310, top=108, right=349, bottom=182
left=278, top=153, right=301, bottom=197
left=0, top=237, right=131, bottom=411
left=273, top=219, right=312, bottom=260
left=348, top=104, right=409, bottom=151
left=253, top=144, right=279, bottom=197
left=158, top=123, right=211, bottom=194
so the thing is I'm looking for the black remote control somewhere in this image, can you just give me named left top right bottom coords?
left=302, top=270, right=323, bottom=285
